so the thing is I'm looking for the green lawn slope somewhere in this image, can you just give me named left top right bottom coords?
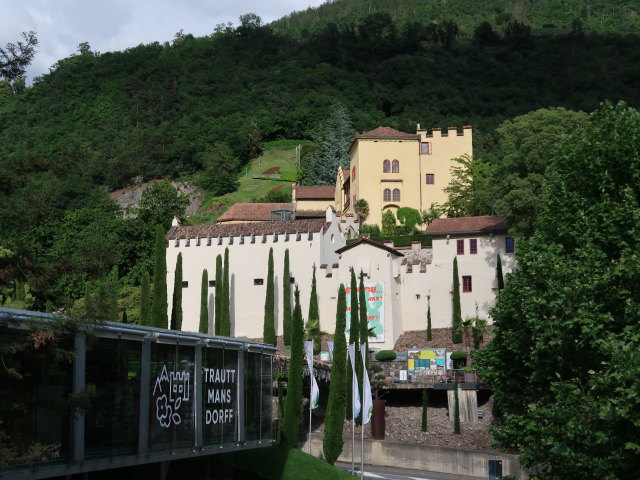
left=188, top=140, right=308, bottom=225
left=223, top=446, right=356, bottom=480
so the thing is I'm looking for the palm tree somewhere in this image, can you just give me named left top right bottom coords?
left=354, top=198, right=369, bottom=230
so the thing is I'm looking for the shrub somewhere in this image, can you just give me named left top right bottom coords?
left=375, top=350, right=397, bottom=362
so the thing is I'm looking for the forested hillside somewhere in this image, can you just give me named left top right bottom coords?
left=2, top=11, right=640, bottom=310
left=272, top=0, right=640, bottom=35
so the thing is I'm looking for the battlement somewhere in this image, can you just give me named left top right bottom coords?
left=417, top=124, right=472, bottom=139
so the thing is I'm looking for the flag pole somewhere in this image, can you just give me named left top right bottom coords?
left=361, top=372, right=364, bottom=480
left=352, top=378, right=355, bottom=474
left=309, top=358, right=313, bottom=455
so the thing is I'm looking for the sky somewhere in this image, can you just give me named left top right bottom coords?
left=1, top=0, right=326, bottom=82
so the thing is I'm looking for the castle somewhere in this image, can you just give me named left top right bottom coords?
left=165, top=125, right=514, bottom=350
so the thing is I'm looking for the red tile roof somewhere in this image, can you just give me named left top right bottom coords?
left=167, top=218, right=328, bottom=240
left=424, top=216, right=508, bottom=235
left=293, top=185, right=335, bottom=199
left=356, top=126, right=419, bottom=140
left=217, top=203, right=293, bottom=222
left=295, top=210, right=326, bottom=219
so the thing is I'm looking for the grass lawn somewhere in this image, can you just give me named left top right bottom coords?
left=223, top=446, right=356, bottom=480
left=188, top=141, right=309, bottom=225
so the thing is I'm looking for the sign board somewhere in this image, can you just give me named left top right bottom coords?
left=344, top=282, right=384, bottom=342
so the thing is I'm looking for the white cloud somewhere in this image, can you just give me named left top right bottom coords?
left=0, top=0, right=326, bottom=81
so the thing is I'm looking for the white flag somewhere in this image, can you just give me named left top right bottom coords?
left=348, top=343, right=361, bottom=419
left=310, top=375, right=319, bottom=410
left=304, top=341, right=314, bottom=369
left=304, top=341, right=319, bottom=409
left=360, top=344, right=373, bottom=425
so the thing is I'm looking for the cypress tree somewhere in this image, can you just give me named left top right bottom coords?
left=323, top=284, right=348, bottom=465
left=306, top=264, right=321, bottom=354
left=170, top=252, right=183, bottom=330
left=221, top=247, right=230, bottom=336
left=496, top=253, right=504, bottom=291
left=452, top=257, right=463, bottom=343
left=281, top=286, right=304, bottom=448
left=358, top=270, right=368, bottom=368
left=427, top=296, right=432, bottom=341
left=346, top=267, right=359, bottom=420
left=214, top=254, right=222, bottom=335
left=422, top=389, right=428, bottom=432
left=283, top=249, right=292, bottom=346
left=140, top=270, right=151, bottom=326
left=453, top=380, right=461, bottom=434
left=263, top=247, right=276, bottom=345
left=122, top=309, right=128, bottom=324
left=199, top=269, right=209, bottom=334
left=150, top=225, right=168, bottom=329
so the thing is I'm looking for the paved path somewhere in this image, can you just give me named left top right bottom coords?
left=337, top=463, right=484, bottom=480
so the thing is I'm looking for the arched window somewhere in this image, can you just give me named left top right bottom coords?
left=392, top=188, right=401, bottom=202
left=383, top=188, right=391, bottom=202
left=392, top=159, right=399, bottom=173
left=383, top=159, right=390, bottom=173
left=352, top=166, right=356, bottom=181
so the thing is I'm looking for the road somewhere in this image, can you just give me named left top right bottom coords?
left=337, top=463, right=485, bottom=480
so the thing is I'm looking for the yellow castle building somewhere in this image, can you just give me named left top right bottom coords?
left=334, top=125, right=473, bottom=228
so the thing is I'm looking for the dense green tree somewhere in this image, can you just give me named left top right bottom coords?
left=170, top=253, right=182, bottom=330
left=196, top=142, right=240, bottom=197
left=323, top=284, right=348, bottom=465
left=263, top=248, right=276, bottom=345
left=475, top=102, right=640, bottom=479
left=221, top=247, right=230, bottom=336
left=489, top=108, right=588, bottom=237
left=305, top=264, right=321, bottom=354
left=283, top=249, right=292, bottom=346
left=302, top=104, right=354, bottom=186
left=150, top=225, right=168, bottom=329
left=214, top=254, right=223, bottom=335
left=135, top=181, right=190, bottom=231
left=381, top=210, right=397, bottom=237
left=83, top=266, right=119, bottom=323
left=0, top=32, right=38, bottom=81
left=140, top=271, right=151, bottom=326
left=443, top=155, right=493, bottom=217
left=451, top=257, right=462, bottom=343
left=281, top=286, right=304, bottom=448
left=199, top=269, right=209, bottom=334
left=396, top=207, right=422, bottom=232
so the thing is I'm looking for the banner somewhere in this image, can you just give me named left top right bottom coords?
left=344, top=282, right=385, bottom=342
left=347, top=343, right=361, bottom=419
left=304, top=341, right=319, bottom=410
left=360, top=344, right=373, bottom=425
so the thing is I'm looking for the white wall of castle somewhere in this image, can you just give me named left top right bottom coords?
left=166, top=218, right=515, bottom=351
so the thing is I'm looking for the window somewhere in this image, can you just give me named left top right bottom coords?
left=209, top=280, right=216, bottom=287
left=251, top=234, right=256, bottom=244
left=457, top=239, right=464, bottom=255
left=392, top=188, right=401, bottom=202
left=308, top=232, right=313, bottom=240
left=229, top=236, right=234, bottom=245
left=285, top=233, right=290, bottom=242
left=383, top=188, right=391, bottom=202
left=254, top=279, right=264, bottom=286
left=425, top=174, right=435, bottom=185
left=383, top=159, right=390, bottom=173
left=218, top=237, right=223, bottom=245
left=174, top=239, right=179, bottom=247
left=420, top=142, right=431, bottom=154
left=462, top=276, right=472, bottom=292
left=392, top=159, right=399, bottom=173
left=182, top=281, right=189, bottom=288
left=207, top=237, right=212, bottom=246
left=290, top=277, right=295, bottom=284
left=505, top=236, right=515, bottom=253
left=273, top=234, right=278, bottom=243
left=470, top=238, right=478, bottom=254
left=352, top=166, right=356, bottom=181
left=240, top=235, right=244, bottom=244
